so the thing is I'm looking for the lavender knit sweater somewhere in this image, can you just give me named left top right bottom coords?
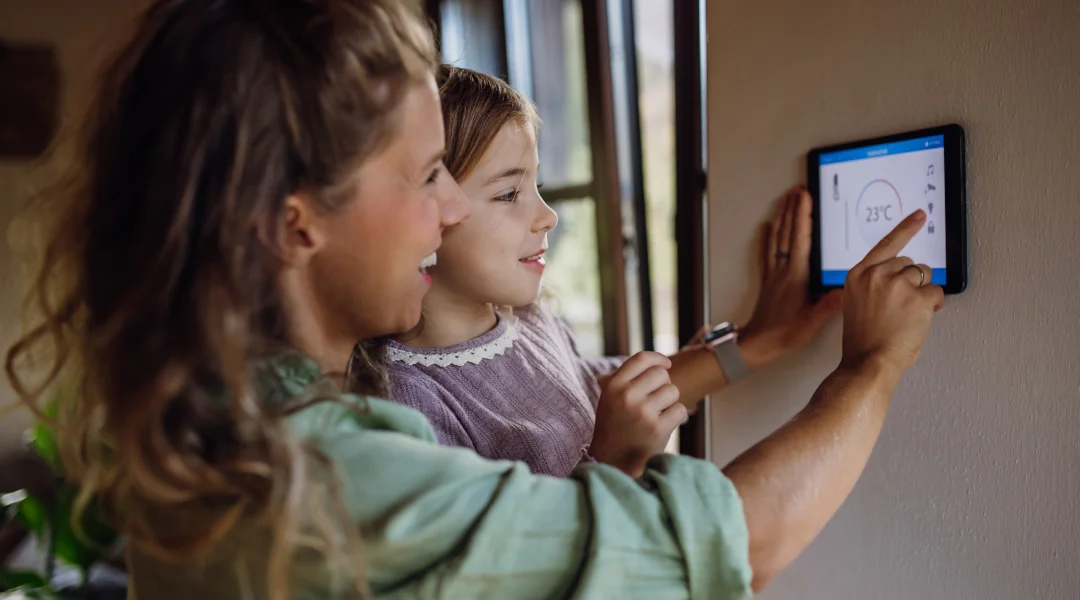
left=384, top=303, right=625, bottom=477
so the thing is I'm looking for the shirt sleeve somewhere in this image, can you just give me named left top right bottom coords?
left=294, top=397, right=753, bottom=600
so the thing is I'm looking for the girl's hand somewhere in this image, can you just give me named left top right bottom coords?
left=739, top=186, right=844, bottom=368
left=590, top=351, right=685, bottom=477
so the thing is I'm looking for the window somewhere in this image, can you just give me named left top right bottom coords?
left=633, top=0, right=677, bottom=355
left=438, top=0, right=507, bottom=76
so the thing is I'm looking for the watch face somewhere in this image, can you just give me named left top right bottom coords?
left=703, top=323, right=736, bottom=344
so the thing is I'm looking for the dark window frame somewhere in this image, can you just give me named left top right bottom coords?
left=673, top=0, right=708, bottom=459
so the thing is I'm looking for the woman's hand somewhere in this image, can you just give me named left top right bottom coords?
left=840, top=209, right=944, bottom=379
left=739, top=186, right=844, bottom=368
left=590, top=352, right=685, bottom=478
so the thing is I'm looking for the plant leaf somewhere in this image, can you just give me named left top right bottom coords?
left=0, top=490, right=29, bottom=526
left=27, top=391, right=61, bottom=470
left=13, top=494, right=49, bottom=540
left=27, top=423, right=59, bottom=471
left=0, top=570, right=47, bottom=592
left=77, top=498, right=119, bottom=551
left=51, top=491, right=95, bottom=571
left=51, top=489, right=118, bottom=571
left=0, top=587, right=62, bottom=599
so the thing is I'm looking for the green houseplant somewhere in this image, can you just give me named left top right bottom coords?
left=0, top=398, right=123, bottom=600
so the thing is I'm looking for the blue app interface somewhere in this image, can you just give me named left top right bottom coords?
left=818, top=135, right=946, bottom=286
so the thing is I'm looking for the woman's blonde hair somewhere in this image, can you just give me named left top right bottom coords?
left=5, top=1, right=436, bottom=597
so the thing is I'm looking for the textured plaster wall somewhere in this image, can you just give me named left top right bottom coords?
left=705, top=0, right=1080, bottom=597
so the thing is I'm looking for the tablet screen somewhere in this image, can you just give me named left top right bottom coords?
left=817, top=134, right=947, bottom=286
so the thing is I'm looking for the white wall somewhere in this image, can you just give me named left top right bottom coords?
left=0, top=0, right=147, bottom=456
left=706, top=0, right=1080, bottom=598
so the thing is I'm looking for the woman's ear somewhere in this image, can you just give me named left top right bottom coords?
left=267, top=193, right=327, bottom=266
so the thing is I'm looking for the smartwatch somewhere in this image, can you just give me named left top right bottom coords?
left=702, top=322, right=749, bottom=384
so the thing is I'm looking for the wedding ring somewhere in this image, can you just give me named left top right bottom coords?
left=910, top=265, right=927, bottom=287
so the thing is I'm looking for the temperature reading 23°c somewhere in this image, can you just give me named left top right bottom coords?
left=855, top=179, right=904, bottom=247
left=865, top=205, right=895, bottom=223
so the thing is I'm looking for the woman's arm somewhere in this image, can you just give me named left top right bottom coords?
left=297, top=397, right=753, bottom=599
left=667, top=327, right=819, bottom=405
left=669, top=186, right=843, bottom=406
left=725, top=210, right=943, bottom=591
left=726, top=360, right=896, bottom=591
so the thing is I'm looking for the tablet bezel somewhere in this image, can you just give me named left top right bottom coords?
left=807, top=124, right=967, bottom=296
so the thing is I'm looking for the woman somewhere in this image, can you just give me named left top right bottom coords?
left=5, top=1, right=944, bottom=598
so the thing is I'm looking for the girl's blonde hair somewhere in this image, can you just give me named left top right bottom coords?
left=436, top=64, right=540, bottom=181
left=5, top=1, right=436, bottom=597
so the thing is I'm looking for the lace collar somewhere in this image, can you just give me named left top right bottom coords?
left=385, top=313, right=520, bottom=368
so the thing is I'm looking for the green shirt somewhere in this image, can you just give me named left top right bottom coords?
left=127, top=355, right=752, bottom=599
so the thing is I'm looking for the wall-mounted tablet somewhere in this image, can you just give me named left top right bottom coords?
left=808, top=124, right=968, bottom=295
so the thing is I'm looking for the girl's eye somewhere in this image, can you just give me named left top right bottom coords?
left=425, top=167, right=441, bottom=186
left=495, top=189, right=520, bottom=203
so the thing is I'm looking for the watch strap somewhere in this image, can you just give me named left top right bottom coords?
left=710, top=336, right=749, bottom=383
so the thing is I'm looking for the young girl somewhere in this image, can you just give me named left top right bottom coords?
left=384, top=66, right=844, bottom=477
